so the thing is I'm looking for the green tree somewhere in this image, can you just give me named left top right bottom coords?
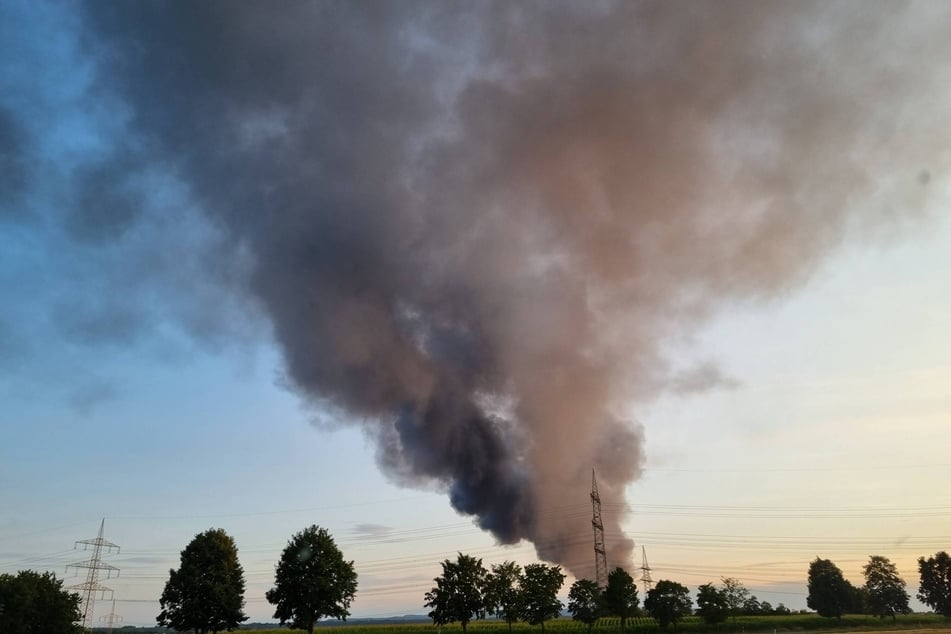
left=807, top=558, right=852, bottom=619
left=265, top=525, right=358, bottom=634
left=484, top=561, right=522, bottom=633
left=849, top=582, right=868, bottom=614
left=743, top=596, right=762, bottom=615
left=0, top=570, right=83, bottom=634
left=424, top=553, right=486, bottom=633
left=721, top=577, right=749, bottom=624
left=917, top=551, right=951, bottom=616
left=603, top=567, right=639, bottom=631
left=644, top=580, right=692, bottom=628
left=157, top=528, right=248, bottom=634
left=863, top=556, right=909, bottom=620
left=567, top=579, right=603, bottom=634
left=519, top=563, right=565, bottom=630
left=696, top=583, right=729, bottom=625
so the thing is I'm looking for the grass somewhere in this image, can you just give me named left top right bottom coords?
left=236, top=614, right=951, bottom=634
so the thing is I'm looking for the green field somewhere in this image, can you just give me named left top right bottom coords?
left=231, top=614, right=950, bottom=634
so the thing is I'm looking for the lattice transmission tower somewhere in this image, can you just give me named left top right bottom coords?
left=639, top=545, right=653, bottom=594
left=99, top=597, right=123, bottom=634
left=67, top=518, right=120, bottom=631
left=590, top=469, right=608, bottom=588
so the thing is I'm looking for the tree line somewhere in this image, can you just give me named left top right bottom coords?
left=0, top=524, right=358, bottom=634
left=156, top=525, right=357, bottom=634
left=422, top=555, right=784, bottom=632
left=6, top=537, right=951, bottom=632
left=423, top=555, right=644, bottom=633
left=426, top=551, right=951, bottom=632
left=806, top=553, right=951, bottom=621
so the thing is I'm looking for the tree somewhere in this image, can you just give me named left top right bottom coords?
left=157, top=528, right=248, bottom=634
left=696, top=583, right=729, bottom=625
left=848, top=582, right=868, bottom=615
left=519, top=563, right=565, bottom=630
left=721, top=577, right=750, bottom=624
left=0, top=570, right=83, bottom=634
left=807, top=558, right=852, bottom=619
left=863, top=556, right=909, bottom=620
left=484, top=561, right=523, bottom=633
left=567, top=579, right=604, bottom=634
left=603, top=567, right=639, bottom=631
left=265, top=525, right=358, bottom=634
left=743, top=595, right=762, bottom=615
left=424, top=553, right=486, bottom=633
left=918, top=551, right=951, bottom=616
left=774, top=603, right=791, bottom=615
left=644, top=580, right=692, bottom=628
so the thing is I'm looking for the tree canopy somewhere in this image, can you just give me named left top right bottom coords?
left=644, top=580, right=692, bottom=628
left=567, top=579, right=603, bottom=634
left=265, top=525, right=358, bottom=634
left=720, top=577, right=750, bottom=624
left=603, top=567, right=639, bottom=630
left=696, top=583, right=729, bottom=625
left=0, top=570, right=82, bottom=634
left=520, top=563, right=565, bottom=629
left=807, top=558, right=852, bottom=619
left=425, top=553, right=486, bottom=633
left=743, top=596, right=763, bottom=615
left=484, top=561, right=522, bottom=633
left=918, top=551, right=951, bottom=616
left=157, top=528, right=248, bottom=634
left=863, top=555, right=909, bottom=620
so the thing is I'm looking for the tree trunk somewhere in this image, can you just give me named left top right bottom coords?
left=309, top=615, right=316, bottom=634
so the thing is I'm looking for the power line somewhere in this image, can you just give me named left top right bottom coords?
left=7, top=500, right=942, bottom=623
left=66, top=519, right=120, bottom=632
left=641, top=463, right=951, bottom=473
left=105, top=495, right=432, bottom=521
left=13, top=497, right=951, bottom=545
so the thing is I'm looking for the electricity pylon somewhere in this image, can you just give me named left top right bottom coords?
left=591, top=469, right=608, bottom=588
left=99, top=597, right=123, bottom=634
left=640, top=545, right=654, bottom=594
left=67, top=518, right=120, bottom=631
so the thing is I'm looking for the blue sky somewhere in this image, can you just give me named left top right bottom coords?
left=3, top=1, right=951, bottom=628
left=4, top=208, right=949, bottom=627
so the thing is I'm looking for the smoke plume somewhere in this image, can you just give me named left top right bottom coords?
left=72, top=1, right=950, bottom=577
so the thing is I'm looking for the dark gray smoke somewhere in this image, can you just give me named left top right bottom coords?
left=71, top=1, right=949, bottom=577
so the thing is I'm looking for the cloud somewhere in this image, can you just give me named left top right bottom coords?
left=351, top=524, right=395, bottom=540
left=5, top=0, right=941, bottom=579
left=66, top=378, right=119, bottom=416
left=669, top=362, right=741, bottom=395
left=0, top=106, right=29, bottom=213
left=116, top=555, right=176, bottom=566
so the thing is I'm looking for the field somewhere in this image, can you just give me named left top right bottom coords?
left=231, top=614, right=951, bottom=634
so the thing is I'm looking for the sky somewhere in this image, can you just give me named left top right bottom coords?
left=2, top=0, right=951, bottom=628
